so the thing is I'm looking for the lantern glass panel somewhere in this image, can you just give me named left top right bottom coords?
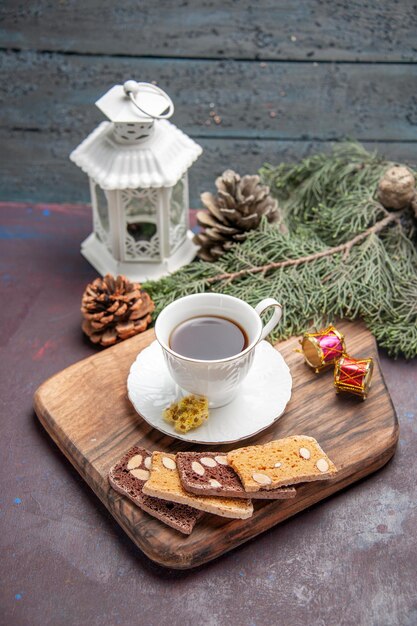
left=121, top=188, right=158, bottom=217
left=93, top=183, right=111, bottom=251
left=124, top=221, right=160, bottom=260
left=127, top=221, right=157, bottom=242
left=169, top=175, right=187, bottom=254
left=122, top=187, right=161, bottom=261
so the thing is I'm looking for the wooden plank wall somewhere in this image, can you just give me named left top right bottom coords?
left=0, top=1, right=416, bottom=206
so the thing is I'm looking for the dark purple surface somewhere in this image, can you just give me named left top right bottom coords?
left=1, top=202, right=416, bottom=626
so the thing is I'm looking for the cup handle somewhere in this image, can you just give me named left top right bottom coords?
left=254, top=298, right=283, bottom=341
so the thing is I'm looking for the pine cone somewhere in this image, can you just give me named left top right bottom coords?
left=81, top=274, right=155, bottom=347
left=377, top=165, right=416, bottom=210
left=193, top=170, right=280, bottom=261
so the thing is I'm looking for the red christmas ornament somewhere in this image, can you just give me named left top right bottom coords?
left=300, top=325, right=346, bottom=373
left=334, top=354, right=374, bottom=400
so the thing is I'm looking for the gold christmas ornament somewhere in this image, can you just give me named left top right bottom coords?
left=300, top=325, right=346, bottom=373
left=81, top=274, right=154, bottom=347
left=193, top=169, right=280, bottom=262
left=334, top=354, right=374, bottom=400
left=377, top=165, right=416, bottom=210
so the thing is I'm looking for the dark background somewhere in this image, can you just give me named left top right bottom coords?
left=1, top=3, right=417, bottom=626
left=1, top=1, right=417, bottom=206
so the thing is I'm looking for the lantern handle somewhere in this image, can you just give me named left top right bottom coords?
left=123, top=81, right=174, bottom=120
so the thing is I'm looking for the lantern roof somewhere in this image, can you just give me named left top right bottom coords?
left=95, top=83, right=174, bottom=123
left=70, top=119, right=202, bottom=189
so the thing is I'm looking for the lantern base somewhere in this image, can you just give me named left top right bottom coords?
left=81, top=231, right=198, bottom=281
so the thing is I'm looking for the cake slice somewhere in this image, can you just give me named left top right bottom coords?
left=108, top=446, right=202, bottom=535
left=176, top=451, right=297, bottom=499
left=228, top=435, right=337, bottom=493
left=142, top=452, right=253, bottom=519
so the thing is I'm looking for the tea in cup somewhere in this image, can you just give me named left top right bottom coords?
left=155, top=293, right=282, bottom=407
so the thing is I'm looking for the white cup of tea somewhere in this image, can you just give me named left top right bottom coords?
left=155, top=293, right=283, bottom=408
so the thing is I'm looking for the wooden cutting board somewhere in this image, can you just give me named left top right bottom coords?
left=34, top=320, right=398, bottom=569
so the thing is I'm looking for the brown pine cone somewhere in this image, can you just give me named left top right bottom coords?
left=81, top=274, right=155, bottom=347
left=193, top=169, right=280, bottom=262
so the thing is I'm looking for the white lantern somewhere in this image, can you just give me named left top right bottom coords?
left=70, top=81, right=202, bottom=280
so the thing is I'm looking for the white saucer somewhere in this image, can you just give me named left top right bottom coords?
left=127, top=340, right=292, bottom=445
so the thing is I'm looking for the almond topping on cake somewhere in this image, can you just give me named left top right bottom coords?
left=162, top=456, right=176, bottom=470
left=144, top=456, right=152, bottom=470
left=215, top=455, right=228, bottom=465
left=209, top=479, right=222, bottom=488
left=299, top=447, right=311, bottom=460
left=200, top=457, right=218, bottom=468
left=130, top=468, right=150, bottom=481
left=252, top=472, right=272, bottom=486
left=191, top=461, right=205, bottom=476
left=127, top=454, right=143, bottom=470
left=316, top=458, right=330, bottom=473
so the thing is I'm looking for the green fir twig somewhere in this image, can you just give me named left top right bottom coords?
left=144, top=142, right=417, bottom=358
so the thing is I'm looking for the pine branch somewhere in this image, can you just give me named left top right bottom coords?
left=145, top=142, right=417, bottom=358
left=205, top=212, right=400, bottom=284
left=260, top=141, right=388, bottom=227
